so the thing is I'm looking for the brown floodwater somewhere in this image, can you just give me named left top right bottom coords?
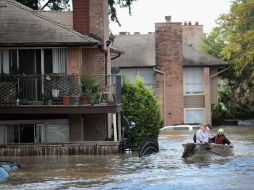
left=1, top=126, right=254, bottom=190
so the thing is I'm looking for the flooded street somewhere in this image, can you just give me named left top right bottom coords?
left=1, top=126, right=254, bottom=190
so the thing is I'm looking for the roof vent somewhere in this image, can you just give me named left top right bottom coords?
left=119, top=32, right=130, bottom=35
left=165, top=16, right=171, bottom=22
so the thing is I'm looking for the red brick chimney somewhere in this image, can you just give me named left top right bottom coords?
left=72, top=0, right=109, bottom=50
left=73, top=0, right=90, bottom=35
left=155, top=22, right=184, bottom=125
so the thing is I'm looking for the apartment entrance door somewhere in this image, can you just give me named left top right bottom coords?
left=20, top=124, right=34, bottom=143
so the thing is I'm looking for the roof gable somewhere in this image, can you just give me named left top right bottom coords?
left=0, top=0, right=99, bottom=47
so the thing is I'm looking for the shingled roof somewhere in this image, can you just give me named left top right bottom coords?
left=112, top=34, right=228, bottom=68
left=111, top=34, right=156, bottom=68
left=0, top=0, right=100, bottom=47
left=183, top=45, right=228, bottom=67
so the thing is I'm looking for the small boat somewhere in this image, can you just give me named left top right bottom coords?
left=182, top=143, right=234, bottom=160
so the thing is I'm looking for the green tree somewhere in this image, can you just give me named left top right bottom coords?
left=121, top=77, right=161, bottom=147
left=202, top=0, right=254, bottom=119
left=16, top=0, right=136, bottom=24
left=202, top=0, right=254, bottom=76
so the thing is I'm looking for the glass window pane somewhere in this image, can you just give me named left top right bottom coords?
left=44, top=121, right=69, bottom=143
left=185, top=109, right=204, bottom=124
left=121, top=69, right=137, bottom=83
left=184, top=68, right=203, bottom=94
left=52, top=48, right=67, bottom=73
left=138, top=68, right=154, bottom=89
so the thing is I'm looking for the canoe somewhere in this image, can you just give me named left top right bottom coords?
left=182, top=143, right=234, bottom=160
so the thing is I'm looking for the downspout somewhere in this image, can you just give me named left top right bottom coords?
left=153, top=67, right=166, bottom=127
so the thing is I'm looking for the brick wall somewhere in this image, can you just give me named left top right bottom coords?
left=89, top=0, right=109, bottom=50
left=82, top=48, right=105, bottom=74
left=72, top=0, right=89, bottom=35
left=155, top=22, right=184, bottom=125
left=72, top=0, right=109, bottom=51
left=67, top=47, right=81, bottom=75
left=72, top=0, right=108, bottom=75
left=182, top=22, right=204, bottom=49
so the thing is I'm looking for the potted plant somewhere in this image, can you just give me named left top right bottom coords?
left=42, top=90, right=52, bottom=105
left=61, top=83, right=71, bottom=105
left=62, top=87, right=71, bottom=105
left=80, top=73, right=101, bottom=105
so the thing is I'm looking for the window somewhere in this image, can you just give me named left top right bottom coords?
left=0, top=121, right=69, bottom=144
left=0, top=50, right=10, bottom=74
left=184, top=67, right=203, bottom=95
left=121, top=69, right=137, bottom=83
left=121, top=68, right=155, bottom=90
left=52, top=48, right=67, bottom=73
left=138, top=68, right=155, bottom=89
left=184, top=109, right=204, bottom=124
left=44, top=121, right=69, bottom=143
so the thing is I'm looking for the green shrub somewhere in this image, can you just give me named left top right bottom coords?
left=121, top=77, right=161, bottom=147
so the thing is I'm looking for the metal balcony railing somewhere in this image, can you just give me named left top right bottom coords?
left=0, top=74, right=121, bottom=106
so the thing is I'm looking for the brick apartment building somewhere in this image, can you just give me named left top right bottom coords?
left=112, top=18, right=228, bottom=126
left=0, top=0, right=122, bottom=155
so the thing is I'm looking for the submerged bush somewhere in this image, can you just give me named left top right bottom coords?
left=121, top=77, right=161, bottom=147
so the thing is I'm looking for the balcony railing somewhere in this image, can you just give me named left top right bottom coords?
left=0, top=74, right=121, bottom=106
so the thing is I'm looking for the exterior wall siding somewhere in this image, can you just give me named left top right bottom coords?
left=210, top=68, right=219, bottom=104
left=204, top=67, right=211, bottom=124
left=155, top=22, right=184, bottom=125
left=184, top=95, right=205, bottom=108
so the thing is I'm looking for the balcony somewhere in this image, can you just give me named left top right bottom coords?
left=0, top=74, right=121, bottom=114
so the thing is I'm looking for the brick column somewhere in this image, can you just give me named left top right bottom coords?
left=155, top=22, right=184, bottom=126
left=204, top=67, right=211, bottom=124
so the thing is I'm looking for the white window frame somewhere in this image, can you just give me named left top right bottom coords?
left=183, top=67, right=204, bottom=95
left=184, top=108, right=205, bottom=124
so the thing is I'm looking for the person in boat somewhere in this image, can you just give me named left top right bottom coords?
left=194, top=122, right=209, bottom=143
left=209, top=128, right=234, bottom=148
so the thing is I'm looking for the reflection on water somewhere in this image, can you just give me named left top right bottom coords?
left=1, top=126, right=254, bottom=190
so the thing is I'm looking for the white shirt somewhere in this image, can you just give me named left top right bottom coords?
left=196, top=129, right=209, bottom=143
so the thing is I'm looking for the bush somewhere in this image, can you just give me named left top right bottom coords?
left=121, top=77, right=161, bottom=147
